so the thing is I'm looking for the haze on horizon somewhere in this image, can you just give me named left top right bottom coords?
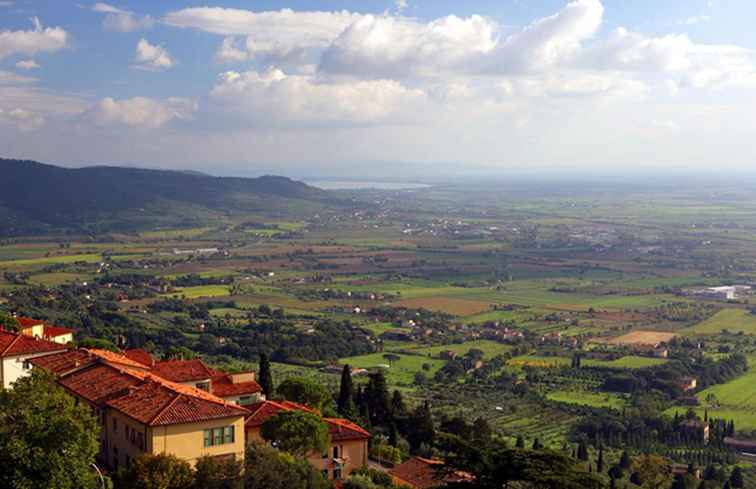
left=2, top=0, right=756, bottom=179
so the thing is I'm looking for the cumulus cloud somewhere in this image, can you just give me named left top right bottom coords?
left=679, top=15, right=710, bottom=25
left=92, top=3, right=154, bottom=32
left=209, top=68, right=426, bottom=125
left=165, top=7, right=362, bottom=64
left=83, top=96, right=196, bottom=129
left=0, top=17, right=69, bottom=60
left=15, top=59, right=40, bottom=70
left=133, top=39, right=174, bottom=71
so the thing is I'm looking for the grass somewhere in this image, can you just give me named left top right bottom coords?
left=339, top=352, right=445, bottom=385
left=0, top=253, right=102, bottom=269
left=165, top=285, right=231, bottom=299
left=682, top=308, right=756, bottom=335
left=547, top=389, right=627, bottom=410
left=666, top=357, right=756, bottom=430
left=409, top=340, right=512, bottom=359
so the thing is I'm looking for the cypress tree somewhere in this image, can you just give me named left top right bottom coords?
left=619, top=450, right=631, bottom=470
left=532, top=438, right=543, bottom=450
left=577, top=441, right=589, bottom=461
left=730, top=466, right=744, bottom=488
left=258, top=353, right=273, bottom=398
left=516, top=436, right=525, bottom=449
left=597, top=447, right=605, bottom=473
left=391, top=389, right=407, bottom=418
left=337, top=364, right=356, bottom=418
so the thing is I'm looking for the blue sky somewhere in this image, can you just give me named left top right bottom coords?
left=2, top=0, right=756, bottom=177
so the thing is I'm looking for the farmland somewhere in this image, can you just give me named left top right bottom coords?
left=5, top=176, right=756, bottom=476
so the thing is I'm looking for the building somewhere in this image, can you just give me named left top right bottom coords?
left=15, top=316, right=75, bottom=344
left=389, top=457, right=471, bottom=489
left=724, top=437, right=756, bottom=456
left=677, top=377, right=698, bottom=392
left=31, top=349, right=249, bottom=469
left=0, top=328, right=68, bottom=388
left=683, top=286, right=751, bottom=301
left=680, top=419, right=710, bottom=443
left=245, top=400, right=370, bottom=481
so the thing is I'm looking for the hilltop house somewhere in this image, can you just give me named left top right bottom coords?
left=0, top=328, right=68, bottom=388
left=389, top=456, right=471, bottom=488
left=245, top=400, right=370, bottom=481
left=15, top=316, right=75, bottom=344
left=31, top=349, right=249, bottom=469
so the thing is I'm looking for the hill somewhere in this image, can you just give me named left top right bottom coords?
left=0, top=159, right=336, bottom=235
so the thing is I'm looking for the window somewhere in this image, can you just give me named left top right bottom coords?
left=204, top=426, right=235, bottom=447
left=125, top=426, right=130, bottom=440
left=137, top=432, right=144, bottom=451
left=196, top=381, right=210, bottom=391
left=333, top=467, right=342, bottom=480
left=112, top=418, right=118, bottom=433
left=333, top=446, right=339, bottom=458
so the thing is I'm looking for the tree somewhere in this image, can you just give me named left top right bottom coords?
left=338, top=365, right=357, bottom=418
left=730, top=466, right=744, bottom=488
left=277, top=377, right=330, bottom=410
left=244, top=441, right=331, bottom=489
left=261, top=410, right=329, bottom=457
left=259, top=353, right=274, bottom=398
left=516, top=435, right=526, bottom=449
left=0, top=370, right=103, bottom=489
left=383, top=353, right=401, bottom=367
left=577, top=441, right=589, bottom=462
left=194, top=456, right=243, bottom=489
left=632, top=454, right=673, bottom=489
left=0, top=311, right=19, bottom=331
left=406, top=401, right=435, bottom=451
left=532, top=438, right=544, bottom=450
left=364, top=372, right=392, bottom=426
left=597, top=447, right=605, bottom=473
left=472, top=417, right=492, bottom=443
left=116, top=454, right=194, bottom=489
left=391, top=389, right=407, bottom=418
left=608, top=465, right=624, bottom=489
left=619, top=450, right=632, bottom=470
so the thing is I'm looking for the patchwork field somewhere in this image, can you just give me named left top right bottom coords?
left=394, top=297, right=492, bottom=316
left=604, top=330, right=677, bottom=346
left=546, top=389, right=627, bottom=410
left=509, top=354, right=667, bottom=370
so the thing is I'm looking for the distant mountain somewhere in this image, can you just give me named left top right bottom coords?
left=0, top=159, right=336, bottom=235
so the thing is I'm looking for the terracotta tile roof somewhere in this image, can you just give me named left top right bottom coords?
left=58, top=363, right=143, bottom=406
left=86, top=349, right=150, bottom=370
left=245, top=400, right=369, bottom=441
left=210, top=372, right=262, bottom=398
left=30, top=349, right=95, bottom=375
left=43, top=325, right=75, bottom=338
left=152, top=359, right=215, bottom=383
left=0, top=330, right=66, bottom=358
left=15, top=317, right=43, bottom=328
left=124, top=349, right=155, bottom=367
left=389, top=457, right=469, bottom=489
left=325, top=417, right=370, bottom=441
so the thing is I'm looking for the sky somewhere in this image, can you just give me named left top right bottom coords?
left=2, top=0, right=756, bottom=178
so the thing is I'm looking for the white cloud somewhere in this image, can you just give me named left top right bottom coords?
left=0, top=17, right=69, bottom=60
left=209, top=68, right=426, bottom=125
left=133, top=39, right=174, bottom=71
left=0, top=108, right=45, bottom=131
left=84, top=96, right=196, bottom=129
left=0, top=70, right=38, bottom=84
left=164, top=7, right=362, bottom=64
left=92, top=3, right=154, bottom=32
left=395, top=0, right=408, bottom=13
left=15, top=59, right=40, bottom=70
left=679, top=15, right=710, bottom=25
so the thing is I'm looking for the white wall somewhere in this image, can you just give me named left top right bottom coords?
left=2, top=350, right=66, bottom=388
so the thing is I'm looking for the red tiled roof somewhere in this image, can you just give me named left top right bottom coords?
left=86, top=349, right=150, bottom=370
left=389, top=457, right=469, bottom=489
left=210, top=373, right=262, bottom=398
left=124, top=349, right=155, bottom=367
left=30, top=349, right=95, bottom=375
left=58, top=363, right=143, bottom=406
left=15, top=317, right=43, bottom=328
left=325, top=417, right=370, bottom=441
left=43, top=325, right=75, bottom=338
left=0, top=330, right=66, bottom=358
left=245, top=400, right=369, bottom=441
left=152, top=359, right=215, bottom=383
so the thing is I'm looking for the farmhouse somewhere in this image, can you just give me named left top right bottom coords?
left=389, top=456, right=472, bottom=488
left=245, top=400, right=369, bottom=482
left=15, top=316, right=75, bottom=344
left=0, top=328, right=68, bottom=389
left=683, top=285, right=751, bottom=301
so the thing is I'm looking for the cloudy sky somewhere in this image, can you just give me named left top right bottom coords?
left=2, top=0, right=756, bottom=178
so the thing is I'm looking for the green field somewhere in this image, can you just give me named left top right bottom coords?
left=547, top=389, right=627, bottom=410
left=0, top=253, right=102, bottom=268
left=682, top=308, right=756, bottom=335
left=667, top=358, right=756, bottom=430
left=510, top=355, right=667, bottom=370
left=409, top=340, right=512, bottom=358
left=166, top=285, right=231, bottom=299
left=339, top=352, right=445, bottom=385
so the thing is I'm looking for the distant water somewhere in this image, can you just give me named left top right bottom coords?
left=306, top=180, right=431, bottom=190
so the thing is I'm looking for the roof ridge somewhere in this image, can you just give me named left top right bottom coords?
left=149, top=388, right=183, bottom=426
